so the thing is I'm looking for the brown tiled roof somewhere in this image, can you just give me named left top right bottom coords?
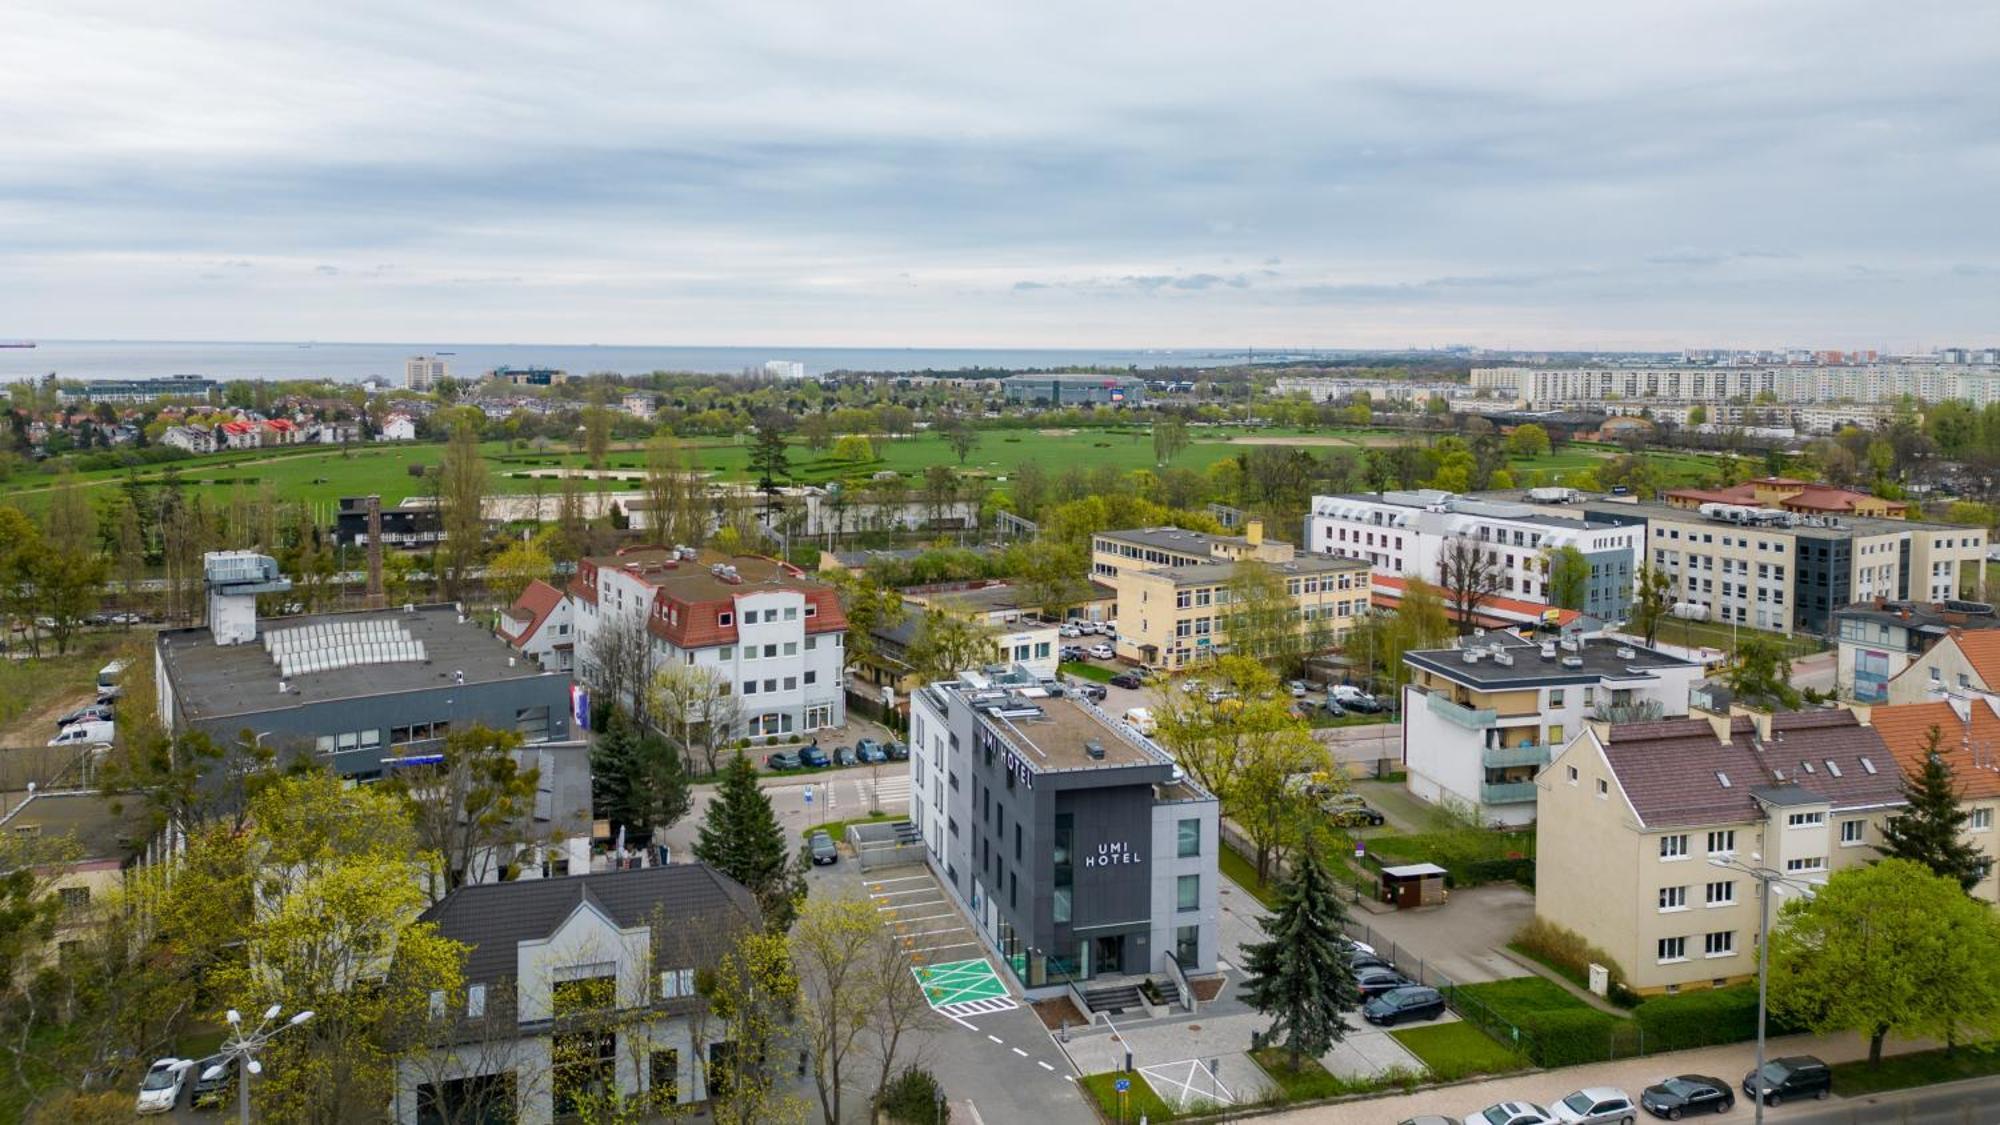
left=1598, top=709, right=1904, bottom=828
left=1869, top=699, right=2000, bottom=800
left=501, top=579, right=565, bottom=647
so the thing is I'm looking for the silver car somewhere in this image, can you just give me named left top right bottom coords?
left=1466, top=1104, right=1554, bottom=1125
left=1551, top=1087, right=1636, bottom=1124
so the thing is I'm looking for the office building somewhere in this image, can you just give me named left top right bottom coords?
left=1474, top=363, right=2000, bottom=409
left=1537, top=709, right=1902, bottom=994
left=333, top=495, right=444, bottom=548
left=406, top=355, right=448, bottom=392
left=58, top=374, right=220, bottom=404
left=910, top=665, right=1219, bottom=993
left=568, top=546, right=848, bottom=738
left=1833, top=600, right=2000, bottom=702
left=1401, top=634, right=1701, bottom=825
left=1003, top=373, right=1145, bottom=407
left=1308, top=490, right=1646, bottom=623
left=394, top=863, right=761, bottom=1124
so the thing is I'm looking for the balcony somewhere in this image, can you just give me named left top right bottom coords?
left=1480, top=780, right=1540, bottom=806
left=1425, top=691, right=1496, bottom=730
left=1482, top=742, right=1550, bottom=770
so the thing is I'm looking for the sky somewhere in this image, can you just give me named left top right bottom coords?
left=5, top=1, right=1999, bottom=351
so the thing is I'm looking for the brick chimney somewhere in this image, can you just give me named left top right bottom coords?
left=364, top=494, right=387, bottom=610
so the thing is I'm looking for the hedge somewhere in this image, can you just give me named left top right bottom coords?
left=1633, top=985, right=1790, bottom=1051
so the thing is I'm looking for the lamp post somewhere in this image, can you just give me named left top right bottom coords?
left=1707, top=853, right=1816, bottom=1125
left=204, top=1003, right=315, bottom=1125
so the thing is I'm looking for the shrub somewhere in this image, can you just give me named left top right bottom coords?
left=877, top=1066, right=949, bottom=1123
left=1633, top=985, right=1766, bottom=1050
left=1511, top=916, right=1629, bottom=992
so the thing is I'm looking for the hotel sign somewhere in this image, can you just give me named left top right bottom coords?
left=1083, top=841, right=1141, bottom=868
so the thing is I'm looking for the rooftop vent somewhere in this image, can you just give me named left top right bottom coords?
left=1085, top=740, right=1106, bottom=761
left=1540, top=642, right=1557, bottom=660
left=1462, top=650, right=1482, bottom=663
left=1616, top=647, right=1637, bottom=660
left=1560, top=656, right=1584, bottom=669
left=1491, top=650, right=1515, bottom=667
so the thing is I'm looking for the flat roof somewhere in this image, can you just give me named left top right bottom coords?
left=159, top=604, right=554, bottom=721
left=1405, top=636, right=1695, bottom=688
left=1152, top=554, right=1368, bottom=587
left=1831, top=600, right=2000, bottom=634
left=1580, top=499, right=1967, bottom=538
left=1097, top=526, right=1293, bottom=553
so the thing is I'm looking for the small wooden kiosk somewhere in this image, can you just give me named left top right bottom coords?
left=1379, top=862, right=1448, bottom=910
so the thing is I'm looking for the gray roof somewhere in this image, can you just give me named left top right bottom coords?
left=1831, top=600, right=2000, bottom=636
left=1096, top=525, right=1292, bottom=554
left=1596, top=710, right=1904, bottom=828
left=1152, top=554, right=1368, bottom=587
left=1406, top=636, right=1695, bottom=688
left=158, top=604, right=554, bottom=721
left=1578, top=499, right=1967, bottom=539
left=0, top=790, right=150, bottom=862
left=419, top=863, right=760, bottom=987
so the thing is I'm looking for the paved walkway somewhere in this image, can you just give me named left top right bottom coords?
left=1260, top=1027, right=1944, bottom=1123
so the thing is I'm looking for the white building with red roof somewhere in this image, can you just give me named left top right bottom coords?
left=569, top=546, right=848, bottom=738
left=498, top=579, right=574, bottom=673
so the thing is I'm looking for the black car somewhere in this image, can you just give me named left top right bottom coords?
left=1075, top=683, right=1109, bottom=703
left=1328, top=798, right=1387, bottom=827
left=808, top=830, right=838, bottom=865
left=885, top=741, right=909, bottom=761
left=1641, top=1074, right=1732, bottom=1119
left=1743, top=1056, right=1830, bottom=1106
left=766, top=750, right=802, bottom=771
left=1109, top=672, right=1143, bottom=690
left=800, top=745, right=831, bottom=768
left=1362, top=986, right=1446, bottom=1026
left=1349, top=951, right=1396, bottom=974
left=189, top=1055, right=233, bottom=1109
left=55, top=703, right=114, bottom=729
left=1353, top=966, right=1412, bottom=999
left=833, top=745, right=855, bottom=767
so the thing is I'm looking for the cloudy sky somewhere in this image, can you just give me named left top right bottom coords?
left=5, top=0, right=1998, bottom=350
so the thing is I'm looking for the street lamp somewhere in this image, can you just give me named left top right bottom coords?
left=204, top=1003, right=315, bottom=1125
left=1708, top=852, right=1817, bottom=1125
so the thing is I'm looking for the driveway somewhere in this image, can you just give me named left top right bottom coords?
left=1344, top=884, right=1537, bottom=988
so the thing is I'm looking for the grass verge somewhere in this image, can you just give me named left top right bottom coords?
left=1078, top=1071, right=1194, bottom=1122
left=1219, top=844, right=1280, bottom=909
left=1389, top=1022, right=1530, bottom=1081
left=1248, top=1048, right=1348, bottom=1100
left=799, top=812, right=899, bottom=841
left=1831, top=1044, right=2000, bottom=1097
left=1061, top=661, right=1115, bottom=683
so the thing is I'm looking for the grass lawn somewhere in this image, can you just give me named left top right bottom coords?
left=1452, top=975, right=1597, bottom=1021
left=1389, top=1022, right=1529, bottom=1081
left=1831, top=1044, right=2000, bottom=1096
left=1219, top=844, right=1281, bottom=909
left=1078, top=1071, right=1195, bottom=1122
left=1060, top=661, right=1115, bottom=683
left=798, top=811, right=898, bottom=841
left=1248, top=1047, right=1350, bottom=1100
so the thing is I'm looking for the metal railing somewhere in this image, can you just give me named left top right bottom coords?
left=1479, top=779, right=1539, bottom=805
left=1162, top=951, right=1197, bottom=1015
left=1481, top=742, right=1550, bottom=770
left=1424, top=690, right=1496, bottom=729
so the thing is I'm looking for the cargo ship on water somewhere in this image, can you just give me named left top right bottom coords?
left=0, top=341, right=35, bottom=348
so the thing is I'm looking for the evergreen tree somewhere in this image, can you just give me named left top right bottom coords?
left=591, top=710, right=694, bottom=847
left=1239, top=844, right=1360, bottom=1069
left=694, top=751, right=805, bottom=928
left=1877, top=725, right=1986, bottom=891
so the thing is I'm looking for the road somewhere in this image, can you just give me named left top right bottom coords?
left=1773, top=1075, right=1999, bottom=1123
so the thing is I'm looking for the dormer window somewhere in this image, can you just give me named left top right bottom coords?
left=805, top=604, right=817, bottom=618
left=719, top=612, right=733, bottom=627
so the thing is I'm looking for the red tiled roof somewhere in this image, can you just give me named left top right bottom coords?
left=569, top=547, right=847, bottom=652
left=1597, top=710, right=1903, bottom=828
left=1870, top=700, right=2000, bottom=801
left=501, top=579, right=566, bottom=648
left=1935, top=629, right=2000, bottom=692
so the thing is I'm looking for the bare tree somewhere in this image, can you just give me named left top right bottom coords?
left=438, top=418, right=490, bottom=600
left=648, top=664, right=743, bottom=776
left=1436, top=535, right=1502, bottom=634
left=642, top=435, right=707, bottom=548
left=386, top=724, right=550, bottom=903
left=586, top=609, right=656, bottom=723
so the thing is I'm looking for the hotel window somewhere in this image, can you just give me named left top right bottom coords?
left=1176, top=925, right=1199, bottom=966
left=1657, top=936, right=1688, bottom=963
left=1704, top=931, right=1735, bottom=957
left=1177, top=874, right=1200, bottom=912
left=1177, top=818, right=1201, bottom=858
left=1706, top=880, right=1735, bottom=906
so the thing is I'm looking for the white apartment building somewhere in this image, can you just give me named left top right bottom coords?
left=1400, top=635, right=1701, bottom=825
left=569, top=547, right=847, bottom=737
left=406, top=355, right=448, bottom=392
left=1307, top=490, right=1646, bottom=622
left=1474, top=364, right=2000, bottom=409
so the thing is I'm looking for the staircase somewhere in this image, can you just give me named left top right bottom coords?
left=1081, top=982, right=1146, bottom=1016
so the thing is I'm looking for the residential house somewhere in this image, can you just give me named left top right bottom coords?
left=1401, top=634, right=1701, bottom=825
left=1882, top=628, right=2000, bottom=705
left=1663, top=477, right=1910, bottom=520
left=501, top=580, right=575, bottom=673
left=1833, top=600, right=2000, bottom=702
left=160, top=425, right=216, bottom=454
left=216, top=419, right=262, bottom=450
left=394, top=863, right=760, bottom=1124
left=1536, top=709, right=1903, bottom=994
left=1868, top=695, right=2000, bottom=902
left=0, top=788, right=150, bottom=962
left=379, top=414, right=419, bottom=441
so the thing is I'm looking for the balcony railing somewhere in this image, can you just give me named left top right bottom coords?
left=1479, top=779, right=1540, bottom=805
left=1482, top=742, right=1550, bottom=770
left=1425, top=691, right=1496, bottom=730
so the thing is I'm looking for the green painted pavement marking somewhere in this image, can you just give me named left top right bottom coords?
left=912, top=957, right=1008, bottom=1007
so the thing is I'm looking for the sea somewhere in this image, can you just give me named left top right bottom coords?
left=0, top=340, right=1268, bottom=384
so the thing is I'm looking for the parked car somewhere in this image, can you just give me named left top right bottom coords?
left=856, top=742, right=889, bottom=764
left=1363, top=985, right=1447, bottom=1026
left=189, top=1055, right=233, bottom=1109
left=49, top=720, right=114, bottom=747
left=1345, top=938, right=1376, bottom=956
left=1319, top=698, right=1348, bottom=718
left=1331, top=684, right=1382, bottom=711
left=1109, top=673, right=1142, bottom=690
left=1465, top=1103, right=1555, bottom=1125
left=1179, top=678, right=1205, bottom=695
left=800, top=745, right=831, bottom=769
left=1325, top=794, right=1386, bottom=826
left=1551, top=1087, right=1637, bottom=1124
left=1076, top=683, right=1109, bottom=702
left=1742, top=1056, right=1830, bottom=1106
left=1287, top=679, right=1311, bottom=697
left=135, top=1057, right=188, bottom=1115
left=833, top=745, right=855, bottom=766
left=1353, top=966, right=1413, bottom=999
left=95, top=684, right=124, bottom=704
left=1349, top=950, right=1396, bottom=974
left=885, top=740, right=910, bottom=761
left=1059, top=624, right=1083, bottom=638
left=1122, top=707, right=1157, bottom=735
left=55, top=703, right=114, bottom=729
left=1087, top=644, right=1115, bottom=660
left=1639, top=1074, right=1732, bottom=1119
left=1398, top=1119, right=1464, bottom=1125
left=766, top=750, right=803, bottom=771
left=808, top=830, right=838, bottom=865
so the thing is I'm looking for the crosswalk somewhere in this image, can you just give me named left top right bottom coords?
left=937, top=995, right=1019, bottom=1019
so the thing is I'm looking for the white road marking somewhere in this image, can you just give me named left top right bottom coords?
left=869, top=888, right=941, bottom=899
left=898, top=926, right=971, bottom=939
left=987, top=1034, right=1004, bottom=1044
left=866, top=874, right=934, bottom=886
left=884, top=910, right=958, bottom=925
left=1037, top=1061, right=1055, bottom=1071
left=1011, top=1047, right=1028, bottom=1057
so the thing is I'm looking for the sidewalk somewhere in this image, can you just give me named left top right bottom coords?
left=1258, top=1027, right=1944, bottom=1123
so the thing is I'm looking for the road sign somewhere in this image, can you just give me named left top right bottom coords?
left=1114, top=1078, right=1130, bottom=1092
left=1354, top=839, right=1366, bottom=859
left=803, top=785, right=814, bottom=806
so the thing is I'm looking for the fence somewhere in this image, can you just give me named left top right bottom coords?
left=847, top=820, right=925, bottom=871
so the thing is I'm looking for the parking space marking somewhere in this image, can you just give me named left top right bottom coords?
left=1139, top=1059, right=1239, bottom=1111
left=866, top=874, right=934, bottom=886
left=987, top=1035, right=1004, bottom=1044
left=1037, top=1061, right=1055, bottom=1072
left=1011, top=1047, right=1028, bottom=1057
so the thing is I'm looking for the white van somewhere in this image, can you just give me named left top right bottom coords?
left=97, top=660, right=127, bottom=692
left=50, top=720, right=114, bottom=747
left=1122, top=707, right=1156, bottom=735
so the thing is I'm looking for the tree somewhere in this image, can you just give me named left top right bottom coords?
left=641, top=434, right=707, bottom=548
left=25, top=544, right=107, bottom=655
left=905, top=608, right=998, bottom=684
left=1629, top=564, right=1675, bottom=644
left=1543, top=545, right=1589, bottom=611
left=590, top=708, right=694, bottom=846
left=1946, top=500, right=1996, bottom=531
left=702, top=929, right=805, bottom=1125
left=1231, top=717, right=1332, bottom=883
left=748, top=426, right=793, bottom=496
left=1504, top=424, right=1550, bottom=458
left=831, top=434, right=875, bottom=463
left=1686, top=405, right=1708, bottom=426
left=387, top=724, right=548, bottom=902
left=694, top=753, right=805, bottom=929
left=1876, top=726, right=1986, bottom=891
left=1771, top=858, right=2000, bottom=1066
left=1152, top=417, right=1190, bottom=465
left=939, top=415, right=980, bottom=465
left=1240, top=843, right=1360, bottom=1070
left=827, top=573, right=905, bottom=674
left=648, top=663, right=743, bottom=776
left=438, top=418, right=489, bottom=600
left=1723, top=635, right=1800, bottom=709
left=1436, top=536, right=1501, bottom=634
left=487, top=529, right=555, bottom=608
left=1223, top=561, right=1314, bottom=677
left=586, top=605, right=655, bottom=720
left=790, top=895, right=883, bottom=1125
left=1014, top=540, right=1089, bottom=620
left=582, top=405, right=613, bottom=467
left=800, top=413, right=835, bottom=454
